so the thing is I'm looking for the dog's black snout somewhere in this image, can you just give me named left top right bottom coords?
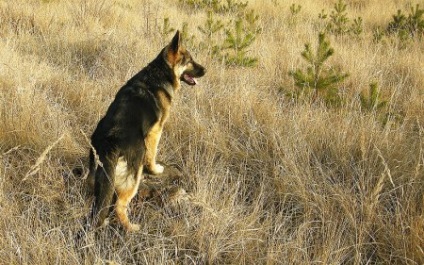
left=198, top=66, right=206, bottom=76
left=194, top=62, right=206, bottom=77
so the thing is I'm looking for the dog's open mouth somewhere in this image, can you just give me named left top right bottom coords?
left=181, top=73, right=197, bottom=86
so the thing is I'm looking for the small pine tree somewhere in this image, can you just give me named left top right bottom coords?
left=161, top=17, right=175, bottom=38
left=387, top=4, right=424, bottom=39
left=409, top=4, right=424, bottom=36
left=244, top=9, right=261, bottom=34
left=351, top=17, right=363, bottom=36
left=290, top=4, right=302, bottom=16
left=289, top=4, right=302, bottom=26
left=198, top=10, right=224, bottom=38
left=220, top=0, right=248, bottom=13
left=186, top=0, right=260, bottom=67
left=360, top=82, right=387, bottom=112
left=179, top=0, right=247, bottom=14
left=181, top=22, right=196, bottom=49
left=221, top=18, right=258, bottom=67
left=318, top=0, right=363, bottom=37
left=289, top=32, right=348, bottom=105
left=329, top=0, right=350, bottom=34
left=198, top=10, right=224, bottom=56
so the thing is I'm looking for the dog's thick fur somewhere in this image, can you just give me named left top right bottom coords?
left=87, top=31, right=205, bottom=231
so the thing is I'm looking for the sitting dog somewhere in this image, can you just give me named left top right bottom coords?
left=87, top=31, right=206, bottom=231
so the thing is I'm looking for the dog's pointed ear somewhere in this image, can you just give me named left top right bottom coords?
left=166, top=30, right=181, bottom=65
left=169, top=30, right=181, bottom=54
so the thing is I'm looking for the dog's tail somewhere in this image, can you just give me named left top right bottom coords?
left=90, top=150, right=119, bottom=228
left=85, top=150, right=96, bottom=191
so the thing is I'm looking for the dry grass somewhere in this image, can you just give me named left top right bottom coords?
left=1, top=0, right=424, bottom=264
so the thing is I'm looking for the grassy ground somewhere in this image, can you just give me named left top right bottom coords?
left=1, top=0, right=424, bottom=264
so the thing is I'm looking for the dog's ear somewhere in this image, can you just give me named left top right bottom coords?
left=169, top=30, right=181, bottom=54
left=167, top=30, right=181, bottom=65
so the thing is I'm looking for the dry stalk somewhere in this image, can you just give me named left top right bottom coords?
left=23, top=134, right=65, bottom=181
left=80, top=129, right=103, bottom=180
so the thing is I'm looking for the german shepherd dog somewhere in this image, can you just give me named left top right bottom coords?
left=87, top=31, right=205, bottom=231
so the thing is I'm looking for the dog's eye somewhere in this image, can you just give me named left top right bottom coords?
left=183, top=55, right=190, bottom=64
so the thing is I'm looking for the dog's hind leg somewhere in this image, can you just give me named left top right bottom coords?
left=115, top=163, right=143, bottom=232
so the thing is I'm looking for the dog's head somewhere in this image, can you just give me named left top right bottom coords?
left=165, top=31, right=206, bottom=87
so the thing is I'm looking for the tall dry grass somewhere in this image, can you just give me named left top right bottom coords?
left=1, top=0, right=424, bottom=264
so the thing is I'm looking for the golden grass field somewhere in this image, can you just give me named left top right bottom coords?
left=1, top=0, right=424, bottom=264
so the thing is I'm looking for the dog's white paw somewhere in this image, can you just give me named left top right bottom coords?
left=147, top=164, right=165, bottom=175
left=151, top=163, right=164, bottom=174
left=128, top=223, right=141, bottom=232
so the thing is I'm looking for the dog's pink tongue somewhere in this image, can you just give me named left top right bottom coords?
left=184, top=74, right=197, bottom=85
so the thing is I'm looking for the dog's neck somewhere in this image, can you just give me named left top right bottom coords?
left=161, top=82, right=175, bottom=100
left=148, top=52, right=179, bottom=100
left=125, top=51, right=179, bottom=100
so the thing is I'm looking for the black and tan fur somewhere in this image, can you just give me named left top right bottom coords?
left=87, top=31, right=205, bottom=231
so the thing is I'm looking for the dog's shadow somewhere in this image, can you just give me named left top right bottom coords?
left=139, top=162, right=190, bottom=205
left=69, top=161, right=190, bottom=208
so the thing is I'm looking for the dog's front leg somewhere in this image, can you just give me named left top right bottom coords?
left=144, top=124, right=164, bottom=174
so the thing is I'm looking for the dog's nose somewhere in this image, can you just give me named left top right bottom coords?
left=192, top=61, right=206, bottom=77
left=198, top=64, right=206, bottom=76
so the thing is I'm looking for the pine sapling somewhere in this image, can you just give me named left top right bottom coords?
left=351, top=17, right=363, bottom=36
left=387, top=4, right=424, bottom=39
left=160, top=17, right=175, bottom=39
left=198, top=10, right=224, bottom=56
left=289, top=4, right=302, bottom=26
left=220, top=0, right=248, bottom=13
left=318, top=0, right=363, bottom=37
left=360, top=82, right=387, bottom=112
left=181, top=22, right=196, bottom=50
left=222, top=18, right=258, bottom=67
left=289, top=32, right=348, bottom=105
left=329, top=0, right=350, bottom=34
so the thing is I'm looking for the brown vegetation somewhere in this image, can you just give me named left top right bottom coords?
left=1, top=0, right=423, bottom=264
